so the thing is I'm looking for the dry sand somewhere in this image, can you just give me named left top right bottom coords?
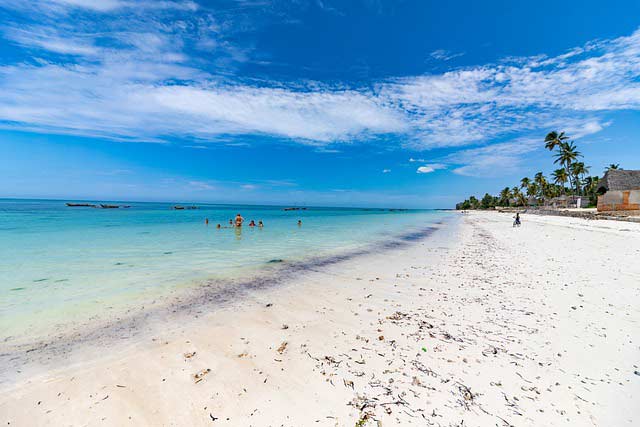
left=1, top=212, right=639, bottom=426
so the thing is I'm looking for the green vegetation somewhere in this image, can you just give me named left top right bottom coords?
left=456, top=131, right=619, bottom=210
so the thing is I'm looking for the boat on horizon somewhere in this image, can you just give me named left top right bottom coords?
left=66, top=203, right=97, bottom=207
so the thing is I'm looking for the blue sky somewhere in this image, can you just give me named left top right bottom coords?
left=0, top=0, right=639, bottom=208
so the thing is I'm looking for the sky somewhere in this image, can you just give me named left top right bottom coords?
left=0, top=0, right=639, bottom=208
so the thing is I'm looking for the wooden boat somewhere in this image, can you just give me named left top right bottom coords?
left=66, top=203, right=96, bottom=207
left=100, top=204, right=120, bottom=209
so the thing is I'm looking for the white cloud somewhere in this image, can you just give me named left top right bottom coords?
left=36, top=0, right=198, bottom=13
left=408, top=158, right=425, bottom=163
left=430, top=49, right=465, bottom=61
left=382, top=169, right=391, bottom=173
left=416, top=164, right=446, bottom=174
left=444, top=120, right=608, bottom=177
left=3, top=27, right=101, bottom=56
left=0, top=0, right=637, bottom=152
left=187, top=180, right=216, bottom=190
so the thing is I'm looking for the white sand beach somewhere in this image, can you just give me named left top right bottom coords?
left=2, top=212, right=639, bottom=426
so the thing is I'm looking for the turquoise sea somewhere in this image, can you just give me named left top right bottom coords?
left=0, top=199, right=451, bottom=345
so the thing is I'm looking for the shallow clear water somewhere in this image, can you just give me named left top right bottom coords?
left=0, top=199, right=451, bottom=342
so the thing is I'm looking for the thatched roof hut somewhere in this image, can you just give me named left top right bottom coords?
left=596, top=170, right=640, bottom=212
left=596, top=170, right=640, bottom=193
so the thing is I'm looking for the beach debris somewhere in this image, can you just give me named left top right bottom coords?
left=266, top=303, right=273, bottom=308
left=184, top=351, right=196, bottom=359
left=457, top=383, right=475, bottom=409
left=386, top=311, right=408, bottom=321
left=378, top=335, right=384, bottom=341
left=276, top=341, right=288, bottom=354
left=354, top=413, right=371, bottom=427
left=281, top=324, right=289, bottom=330
left=209, top=413, right=218, bottom=421
left=237, top=352, right=248, bottom=358
left=482, top=346, right=498, bottom=356
left=343, top=379, right=354, bottom=389
left=193, top=368, right=211, bottom=383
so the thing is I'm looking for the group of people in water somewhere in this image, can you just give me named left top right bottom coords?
left=204, top=213, right=303, bottom=229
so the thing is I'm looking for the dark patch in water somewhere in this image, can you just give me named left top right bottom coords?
left=114, top=262, right=124, bottom=266
left=33, top=278, right=48, bottom=282
left=163, top=252, right=173, bottom=255
left=10, top=287, right=25, bottom=291
left=267, top=259, right=284, bottom=263
left=54, top=279, right=69, bottom=283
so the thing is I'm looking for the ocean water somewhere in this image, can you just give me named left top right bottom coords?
left=0, top=199, right=451, bottom=344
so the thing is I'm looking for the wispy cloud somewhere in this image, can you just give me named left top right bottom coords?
left=0, top=0, right=638, bottom=154
left=10, top=0, right=199, bottom=13
left=443, top=120, right=608, bottom=177
left=382, top=169, right=391, bottom=173
left=187, top=180, right=216, bottom=190
left=429, top=49, right=465, bottom=61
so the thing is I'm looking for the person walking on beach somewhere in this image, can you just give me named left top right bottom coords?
left=235, top=213, right=244, bottom=227
left=513, top=212, right=521, bottom=227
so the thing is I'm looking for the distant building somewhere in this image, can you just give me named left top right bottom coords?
left=596, top=170, right=640, bottom=212
left=547, top=194, right=590, bottom=209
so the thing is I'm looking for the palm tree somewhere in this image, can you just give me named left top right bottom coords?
left=544, top=131, right=569, bottom=151
left=554, top=141, right=581, bottom=194
left=527, top=182, right=540, bottom=205
left=533, top=172, right=548, bottom=201
left=605, top=163, right=620, bottom=172
left=552, top=168, right=568, bottom=195
left=511, top=187, right=526, bottom=207
left=570, top=162, right=589, bottom=195
left=520, top=177, right=530, bottom=189
left=499, top=187, right=511, bottom=207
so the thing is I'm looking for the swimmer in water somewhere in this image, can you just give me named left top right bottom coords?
left=234, top=213, right=244, bottom=227
left=229, top=219, right=233, bottom=226
left=249, top=220, right=256, bottom=227
left=297, top=220, right=302, bottom=226
left=205, top=218, right=209, bottom=225
left=258, top=220, right=264, bottom=227
left=216, top=224, right=221, bottom=229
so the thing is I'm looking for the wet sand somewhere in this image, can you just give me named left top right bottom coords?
left=1, top=212, right=639, bottom=426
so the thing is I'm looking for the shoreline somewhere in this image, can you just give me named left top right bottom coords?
left=2, top=212, right=639, bottom=426
left=0, top=220, right=453, bottom=390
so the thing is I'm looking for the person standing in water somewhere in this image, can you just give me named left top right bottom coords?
left=297, top=220, right=302, bottom=226
left=235, top=213, right=244, bottom=227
